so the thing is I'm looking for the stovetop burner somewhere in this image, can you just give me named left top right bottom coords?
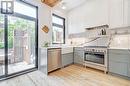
left=84, top=46, right=108, bottom=53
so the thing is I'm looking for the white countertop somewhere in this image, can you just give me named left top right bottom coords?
left=41, top=46, right=62, bottom=49
left=41, top=45, right=74, bottom=54
left=41, top=45, right=130, bottom=49
left=108, top=47, right=130, bottom=50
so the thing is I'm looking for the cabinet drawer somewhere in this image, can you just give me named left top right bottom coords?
left=109, top=53, right=130, bottom=63
left=74, top=51, right=84, bottom=57
left=109, top=61, right=128, bottom=76
left=74, top=47, right=84, bottom=51
left=109, top=49, right=130, bottom=55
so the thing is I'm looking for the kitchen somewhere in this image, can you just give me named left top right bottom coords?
left=0, top=0, right=130, bottom=86
left=39, top=0, right=130, bottom=85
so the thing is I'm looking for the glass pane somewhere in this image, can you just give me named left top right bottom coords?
left=52, top=26, right=64, bottom=43
left=14, top=1, right=36, bottom=18
left=52, top=16, right=64, bottom=25
left=0, top=14, right=5, bottom=76
left=8, top=16, right=36, bottom=74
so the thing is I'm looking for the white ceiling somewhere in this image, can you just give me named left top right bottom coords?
left=56, top=0, right=87, bottom=11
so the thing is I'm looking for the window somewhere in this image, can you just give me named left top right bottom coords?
left=52, top=14, right=65, bottom=44
left=14, top=1, right=36, bottom=18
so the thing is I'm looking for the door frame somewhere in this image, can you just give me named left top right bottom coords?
left=0, top=0, right=38, bottom=80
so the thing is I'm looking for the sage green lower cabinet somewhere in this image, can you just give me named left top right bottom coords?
left=109, top=61, right=128, bottom=76
left=74, top=47, right=84, bottom=65
left=62, top=53, right=73, bottom=67
left=108, top=49, right=130, bottom=77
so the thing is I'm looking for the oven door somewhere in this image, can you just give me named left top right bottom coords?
left=84, top=52, right=104, bottom=64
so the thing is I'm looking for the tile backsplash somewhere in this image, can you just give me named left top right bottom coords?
left=67, top=26, right=130, bottom=48
left=109, top=35, right=130, bottom=49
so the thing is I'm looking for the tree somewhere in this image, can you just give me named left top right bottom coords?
left=0, top=16, right=35, bottom=49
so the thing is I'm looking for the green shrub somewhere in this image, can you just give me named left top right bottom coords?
left=0, top=42, right=4, bottom=49
left=8, top=36, right=13, bottom=48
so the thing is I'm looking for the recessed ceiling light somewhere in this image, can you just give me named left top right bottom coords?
left=61, top=2, right=66, bottom=10
left=61, top=5, right=66, bottom=9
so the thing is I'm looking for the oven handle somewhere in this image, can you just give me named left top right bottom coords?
left=85, top=52, right=104, bottom=55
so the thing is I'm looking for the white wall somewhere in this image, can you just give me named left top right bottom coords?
left=68, top=0, right=109, bottom=34
left=25, top=0, right=52, bottom=48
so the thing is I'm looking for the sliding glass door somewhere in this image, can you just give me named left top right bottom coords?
left=8, top=15, right=36, bottom=74
left=0, top=1, right=38, bottom=78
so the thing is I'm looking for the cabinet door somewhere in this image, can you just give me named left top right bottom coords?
left=74, top=49, right=84, bottom=65
left=108, top=49, right=130, bottom=77
left=109, top=0, right=124, bottom=28
left=124, top=0, right=130, bottom=27
left=109, top=61, right=128, bottom=76
left=62, top=53, right=73, bottom=67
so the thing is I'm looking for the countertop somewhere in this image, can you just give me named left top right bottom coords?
left=41, top=45, right=130, bottom=50
left=41, top=45, right=74, bottom=48
left=108, top=47, right=130, bottom=50
left=41, top=46, right=74, bottom=54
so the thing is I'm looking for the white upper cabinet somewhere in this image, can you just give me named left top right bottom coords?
left=109, top=0, right=124, bottom=28
left=68, top=0, right=130, bottom=34
left=124, top=0, right=130, bottom=27
left=68, top=0, right=109, bottom=34
left=109, top=0, right=130, bottom=29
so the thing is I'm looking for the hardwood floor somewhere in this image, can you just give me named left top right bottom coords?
left=0, top=65, right=130, bottom=86
left=49, top=65, right=130, bottom=86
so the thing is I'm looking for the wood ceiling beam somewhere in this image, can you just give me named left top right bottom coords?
left=41, top=0, right=61, bottom=7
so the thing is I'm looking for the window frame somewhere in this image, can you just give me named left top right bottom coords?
left=52, top=14, right=65, bottom=44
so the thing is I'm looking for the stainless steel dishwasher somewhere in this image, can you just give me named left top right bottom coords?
left=48, top=48, right=61, bottom=72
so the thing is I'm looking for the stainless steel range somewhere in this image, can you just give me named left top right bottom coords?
left=84, top=46, right=108, bottom=73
